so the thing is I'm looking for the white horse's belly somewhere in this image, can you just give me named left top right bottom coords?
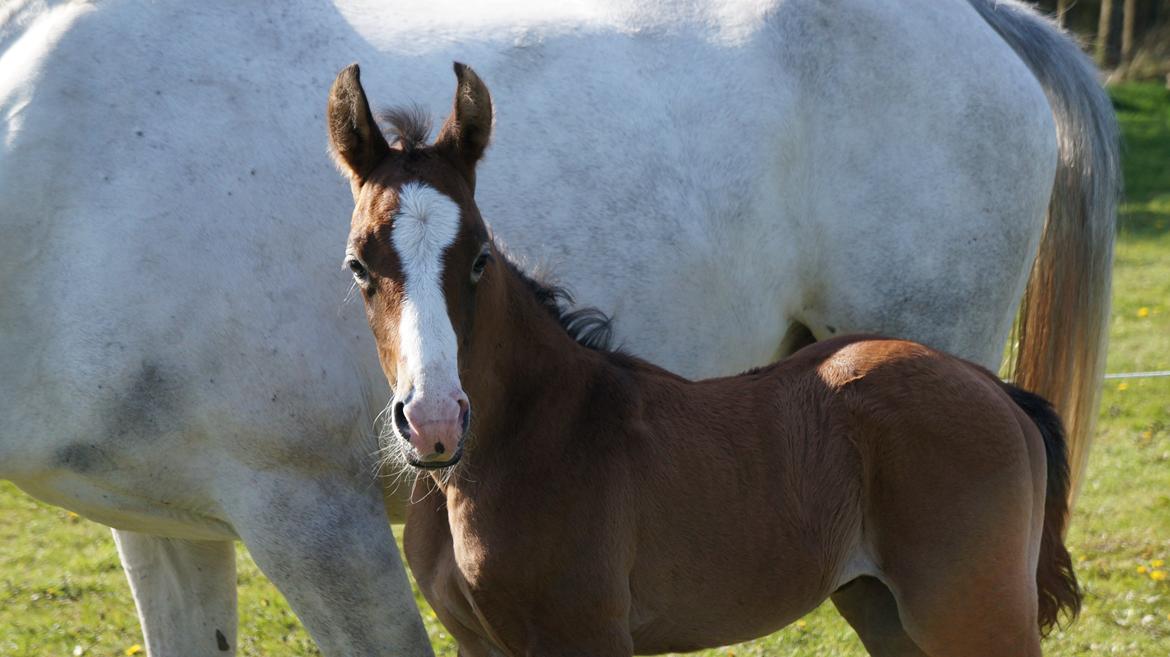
left=776, top=0, right=1058, bottom=368
left=15, top=474, right=237, bottom=540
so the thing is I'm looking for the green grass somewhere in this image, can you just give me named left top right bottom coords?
left=3, top=83, right=1169, bottom=657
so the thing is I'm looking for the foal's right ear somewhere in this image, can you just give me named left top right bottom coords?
left=327, top=63, right=391, bottom=183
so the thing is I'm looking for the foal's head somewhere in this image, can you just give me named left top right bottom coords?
left=327, top=63, right=495, bottom=469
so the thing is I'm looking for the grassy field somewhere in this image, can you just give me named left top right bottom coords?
left=2, top=82, right=1168, bottom=657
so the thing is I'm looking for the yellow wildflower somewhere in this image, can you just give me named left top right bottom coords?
left=1137, top=565, right=1148, bottom=574
left=1118, top=381, right=1129, bottom=391
left=1153, top=559, right=1165, bottom=568
left=124, top=646, right=144, bottom=656
left=1137, top=307, right=1150, bottom=318
left=1151, top=570, right=1167, bottom=582
left=796, top=620, right=807, bottom=629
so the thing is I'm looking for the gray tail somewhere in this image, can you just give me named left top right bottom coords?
left=966, top=0, right=1120, bottom=503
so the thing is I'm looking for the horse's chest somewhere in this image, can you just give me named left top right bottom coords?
left=423, top=540, right=532, bottom=654
left=430, top=557, right=491, bottom=643
left=403, top=486, right=512, bottom=651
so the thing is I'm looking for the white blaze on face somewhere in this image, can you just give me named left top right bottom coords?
left=390, top=182, right=463, bottom=404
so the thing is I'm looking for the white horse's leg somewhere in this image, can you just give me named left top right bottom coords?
left=112, top=531, right=238, bottom=657
left=225, top=473, right=434, bottom=657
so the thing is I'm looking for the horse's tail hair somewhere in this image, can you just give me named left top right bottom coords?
left=966, top=0, right=1120, bottom=503
left=1005, top=384, right=1082, bottom=635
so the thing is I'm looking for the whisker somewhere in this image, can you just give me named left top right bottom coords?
left=373, top=402, right=393, bottom=430
left=379, top=461, right=414, bottom=500
left=411, top=471, right=441, bottom=506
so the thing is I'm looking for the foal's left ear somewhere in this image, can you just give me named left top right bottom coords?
left=435, top=62, right=493, bottom=189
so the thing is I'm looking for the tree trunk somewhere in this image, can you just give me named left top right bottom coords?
left=1122, top=0, right=1138, bottom=63
left=1098, top=0, right=1124, bottom=67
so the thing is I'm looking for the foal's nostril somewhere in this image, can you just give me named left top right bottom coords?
left=393, top=400, right=411, bottom=440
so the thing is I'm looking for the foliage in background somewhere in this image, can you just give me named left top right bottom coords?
left=1032, top=0, right=1170, bottom=78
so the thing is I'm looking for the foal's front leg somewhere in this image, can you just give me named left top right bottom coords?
left=464, top=578, right=633, bottom=656
left=512, top=587, right=634, bottom=656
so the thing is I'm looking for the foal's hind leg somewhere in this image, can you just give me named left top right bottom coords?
left=890, top=572, right=1042, bottom=657
left=863, top=440, right=1046, bottom=655
left=113, top=530, right=238, bottom=656
left=831, top=577, right=928, bottom=657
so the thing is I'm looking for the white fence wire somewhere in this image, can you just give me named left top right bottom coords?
left=1103, top=370, right=1170, bottom=380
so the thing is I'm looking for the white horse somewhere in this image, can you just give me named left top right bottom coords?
left=0, top=1, right=1116, bottom=655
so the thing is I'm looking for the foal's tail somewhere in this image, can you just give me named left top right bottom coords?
left=967, top=0, right=1120, bottom=503
left=1005, top=385, right=1082, bottom=636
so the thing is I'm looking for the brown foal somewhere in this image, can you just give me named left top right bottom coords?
left=327, top=63, right=1080, bottom=657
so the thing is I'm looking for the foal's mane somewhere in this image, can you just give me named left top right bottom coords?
left=503, top=258, right=618, bottom=353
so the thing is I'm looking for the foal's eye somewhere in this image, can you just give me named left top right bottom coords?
left=346, top=258, right=369, bottom=284
left=470, top=251, right=490, bottom=284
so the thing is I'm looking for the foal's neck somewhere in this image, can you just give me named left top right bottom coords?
left=457, top=257, right=628, bottom=467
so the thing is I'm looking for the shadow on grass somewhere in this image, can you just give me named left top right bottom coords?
left=1110, top=83, right=1170, bottom=205
left=1119, top=197, right=1170, bottom=242
left=1108, top=83, right=1170, bottom=245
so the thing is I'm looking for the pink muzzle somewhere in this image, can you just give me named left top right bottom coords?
left=395, top=390, right=470, bottom=467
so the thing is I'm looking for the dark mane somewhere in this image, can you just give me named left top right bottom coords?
left=502, top=258, right=617, bottom=353
left=378, top=104, right=432, bottom=152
